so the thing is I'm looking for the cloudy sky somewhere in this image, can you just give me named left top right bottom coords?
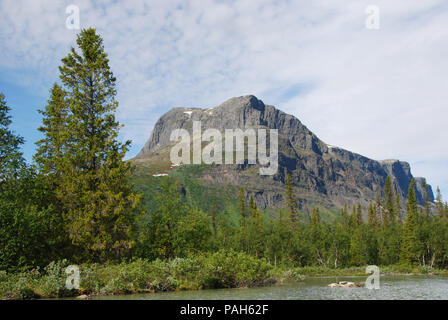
left=0, top=0, right=447, bottom=198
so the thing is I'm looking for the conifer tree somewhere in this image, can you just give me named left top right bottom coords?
left=435, top=187, right=444, bottom=217
left=34, top=83, right=68, bottom=182
left=421, top=179, right=431, bottom=217
left=356, top=202, right=363, bottom=226
left=0, top=93, right=24, bottom=179
left=379, top=216, right=401, bottom=265
left=364, top=220, right=380, bottom=265
left=144, top=178, right=188, bottom=259
left=247, top=196, right=264, bottom=257
left=375, top=195, right=383, bottom=226
left=266, top=209, right=289, bottom=266
left=383, top=176, right=396, bottom=225
left=341, top=204, right=349, bottom=227
left=210, top=202, right=217, bottom=237
left=310, top=207, right=327, bottom=266
left=333, top=218, right=351, bottom=268
left=37, top=28, right=143, bottom=261
left=379, top=180, right=402, bottom=264
left=238, top=187, right=246, bottom=223
left=368, top=203, right=378, bottom=227
left=1, top=93, right=68, bottom=270
left=311, top=207, right=321, bottom=236
left=400, top=179, right=420, bottom=264
left=238, top=187, right=247, bottom=251
left=349, top=205, right=361, bottom=229
left=284, top=173, right=298, bottom=223
left=348, top=203, right=367, bottom=266
left=396, top=193, right=402, bottom=223
left=174, top=207, right=212, bottom=256
left=248, top=195, right=256, bottom=216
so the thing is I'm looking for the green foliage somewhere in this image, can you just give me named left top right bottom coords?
left=284, top=174, right=298, bottom=223
left=174, top=208, right=213, bottom=256
left=0, top=93, right=24, bottom=179
left=245, top=197, right=265, bottom=257
left=0, top=251, right=279, bottom=299
left=310, top=207, right=327, bottom=266
left=266, top=210, right=290, bottom=266
left=38, top=260, right=75, bottom=297
left=198, top=250, right=273, bottom=288
left=3, top=28, right=448, bottom=300
left=368, top=203, right=379, bottom=227
left=210, top=202, right=217, bottom=237
left=0, top=269, right=40, bottom=300
left=238, top=187, right=246, bottom=222
left=0, top=262, right=73, bottom=300
left=136, top=178, right=187, bottom=259
left=383, top=176, right=397, bottom=225
left=34, top=83, right=68, bottom=180
left=34, top=28, right=143, bottom=262
left=401, top=179, right=421, bottom=264
left=0, top=94, right=68, bottom=271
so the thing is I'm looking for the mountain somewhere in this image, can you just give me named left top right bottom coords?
left=133, top=95, right=433, bottom=215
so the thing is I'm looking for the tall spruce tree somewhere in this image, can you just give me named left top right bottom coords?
left=435, top=187, right=444, bottom=217
left=311, top=207, right=327, bottom=266
left=247, top=196, right=264, bottom=257
left=349, top=203, right=366, bottom=265
left=396, top=193, right=403, bottom=223
left=266, top=209, right=285, bottom=266
left=238, top=187, right=247, bottom=250
left=400, top=179, right=420, bottom=264
left=34, top=84, right=68, bottom=181
left=383, top=176, right=396, bottom=225
left=37, top=28, right=143, bottom=261
left=341, top=204, right=349, bottom=227
left=284, top=173, right=298, bottom=223
left=375, top=195, right=383, bottom=226
left=210, top=202, right=217, bottom=237
left=356, top=203, right=363, bottom=226
left=368, top=203, right=379, bottom=227
left=0, top=93, right=24, bottom=180
left=238, top=187, right=246, bottom=222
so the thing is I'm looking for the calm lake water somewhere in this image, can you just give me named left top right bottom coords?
left=89, top=276, right=448, bottom=300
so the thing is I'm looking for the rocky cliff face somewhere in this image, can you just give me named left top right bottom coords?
left=135, top=95, right=433, bottom=210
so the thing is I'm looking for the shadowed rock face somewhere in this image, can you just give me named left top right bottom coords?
left=135, top=95, right=433, bottom=210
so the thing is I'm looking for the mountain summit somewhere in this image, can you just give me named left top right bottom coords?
left=135, top=95, right=433, bottom=211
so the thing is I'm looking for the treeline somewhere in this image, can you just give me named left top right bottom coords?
left=134, top=174, right=448, bottom=269
left=1, top=28, right=448, bottom=273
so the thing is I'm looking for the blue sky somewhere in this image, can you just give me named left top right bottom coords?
left=1, top=0, right=447, bottom=199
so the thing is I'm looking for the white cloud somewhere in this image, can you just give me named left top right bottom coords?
left=1, top=0, right=447, bottom=196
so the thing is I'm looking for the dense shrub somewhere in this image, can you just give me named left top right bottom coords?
left=0, top=250, right=283, bottom=299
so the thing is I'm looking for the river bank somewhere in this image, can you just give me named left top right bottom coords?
left=286, top=264, right=448, bottom=277
left=86, top=275, right=448, bottom=300
left=1, top=251, right=447, bottom=300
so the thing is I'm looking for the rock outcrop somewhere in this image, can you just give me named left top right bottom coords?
left=135, top=95, right=433, bottom=211
left=327, top=281, right=365, bottom=288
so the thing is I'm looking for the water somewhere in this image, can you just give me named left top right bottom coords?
left=89, top=276, right=448, bottom=300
